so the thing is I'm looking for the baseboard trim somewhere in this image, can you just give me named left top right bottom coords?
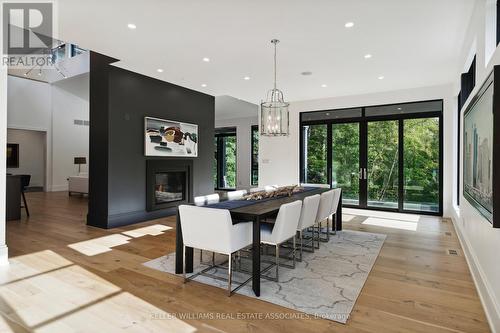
left=451, top=216, right=500, bottom=333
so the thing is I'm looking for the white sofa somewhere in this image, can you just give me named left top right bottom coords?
left=68, top=174, right=88, bottom=195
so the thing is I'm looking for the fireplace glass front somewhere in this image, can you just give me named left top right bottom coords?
left=155, top=171, right=186, bottom=204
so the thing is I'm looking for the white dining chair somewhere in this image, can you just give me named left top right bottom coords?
left=194, top=193, right=220, bottom=206
left=315, top=189, right=334, bottom=245
left=179, top=205, right=253, bottom=296
left=296, top=194, right=321, bottom=260
left=328, top=188, right=342, bottom=236
left=260, top=200, right=302, bottom=282
left=227, top=189, right=247, bottom=200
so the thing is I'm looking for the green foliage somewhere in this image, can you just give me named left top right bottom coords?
left=304, top=118, right=439, bottom=209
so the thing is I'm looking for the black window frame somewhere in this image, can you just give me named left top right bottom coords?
left=214, top=128, right=237, bottom=191
left=299, top=99, right=444, bottom=217
left=251, top=125, right=259, bottom=186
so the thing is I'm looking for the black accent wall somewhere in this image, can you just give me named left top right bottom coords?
left=88, top=52, right=215, bottom=228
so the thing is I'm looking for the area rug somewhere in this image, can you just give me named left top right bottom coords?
left=143, top=230, right=385, bottom=324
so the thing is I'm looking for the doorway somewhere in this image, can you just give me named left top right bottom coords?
left=300, top=100, right=443, bottom=216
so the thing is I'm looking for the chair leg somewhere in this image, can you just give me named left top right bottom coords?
left=212, top=251, right=215, bottom=266
left=275, top=245, right=279, bottom=282
left=183, top=245, right=187, bottom=283
left=227, top=253, right=232, bottom=296
left=326, top=217, right=330, bottom=242
left=21, top=191, right=29, bottom=217
left=200, top=250, right=203, bottom=264
left=292, top=235, right=296, bottom=268
left=299, top=230, right=303, bottom=261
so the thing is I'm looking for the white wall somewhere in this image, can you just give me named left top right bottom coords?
left=451, top=1, right=500, bottom=331
left=51, top=74, right=90, bottom=190
left=259, top=84, right=455, bottom=215
left=7, top=75, right=53, bottom=189
left=6, top=129, right=46, bottom=188
left=7, top=73, right=89, bottom=192
left=215, top=96, right=259, bottom=190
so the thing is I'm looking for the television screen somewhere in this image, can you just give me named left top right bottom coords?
left=463, top=79, right=493, bottom=222
left=6, top=143, right=19, bottom=168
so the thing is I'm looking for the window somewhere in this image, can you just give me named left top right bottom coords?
left=251, top=125, right=259, bottom=186
left=459, top=56, right=476, bottom=111
left=301, top=124, right=328, bottom=184
left=214, top=128, right=237, bottom=189
left=300, top=100, right=443, bottom=216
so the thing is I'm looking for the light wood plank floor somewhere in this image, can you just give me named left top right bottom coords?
left=3, top=192, right=491, bottom=332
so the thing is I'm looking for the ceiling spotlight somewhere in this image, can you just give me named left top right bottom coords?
left=201, top=83, right=207, bottom=87
left=321, top=84, right=327, bottom=88
left=378, top=76, right=385, bottom=80
left=243, top=76, right=250, bottom=80
left=202, top=57, right=210, bottom=62
left=157, top=68, right=164, bottom=73
left=345, top=22, right=354, bottom=28
left=127, top=23, right=137, bottom=29
left=397, top=107, right=402, bottom=110
left=364, top=54, right=372, bottom=59
left=301, top=71, right=312, bottom=76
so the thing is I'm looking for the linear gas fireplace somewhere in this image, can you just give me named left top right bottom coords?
left=146, top=160, right=193, bottom=211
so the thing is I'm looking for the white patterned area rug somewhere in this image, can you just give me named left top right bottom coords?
left=143, top=230, right=385, bottom=324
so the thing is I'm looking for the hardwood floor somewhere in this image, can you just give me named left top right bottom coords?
left=3, top=192, right=491, bottom=332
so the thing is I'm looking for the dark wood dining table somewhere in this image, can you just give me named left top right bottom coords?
left=175, top=187, right=342, bottom=297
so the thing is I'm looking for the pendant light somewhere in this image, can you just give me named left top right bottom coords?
left=260, top=39, right=290, bottom=136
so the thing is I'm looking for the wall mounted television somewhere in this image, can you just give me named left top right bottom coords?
left=463, top=66, right=500, bottom=227
left=6, top=143, right=19, bottom=168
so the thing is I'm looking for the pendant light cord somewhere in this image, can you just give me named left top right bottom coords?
left=274, top=40, right=277, bottom=91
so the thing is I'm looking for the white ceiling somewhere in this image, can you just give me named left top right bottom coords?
left=57, top=0, right=474, bottom=105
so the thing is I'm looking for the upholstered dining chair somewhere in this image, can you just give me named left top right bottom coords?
left=260, top=200, right=302, bottom=282
left=194, top=193, right=220, bottom=206
left=227, top=190, right=247, bottom=200
left=296, top=194, right=321, bottom=260
left=328, top=188, right=342, bottom=236
left=179, top=205, right=253, bottom=296
left=315, top=189, right=334, bottom=244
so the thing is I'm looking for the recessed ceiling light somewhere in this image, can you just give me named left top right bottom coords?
left=202, top=57, right=210, bottom=62
left=201, top=83, right=207, bottom=87
left=345, top=22, right=354, bottom=28
left=321, top=84, right=327, bottom=88
left=127, top=23, right=137, bottom=29
left=157, top=68, right=164, bottom=73
left=301, top=71, right=312, bottom=76
left=364, top=54, right=372, bottom=59
left=378, top=76, right=385, bottom=80
left=243, top=76, right=250, bottom=80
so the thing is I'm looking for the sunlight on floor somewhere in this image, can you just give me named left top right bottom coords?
left=344, top=208, right=421, bottom=223
left=68, top=234, right=132, bottom=256
left=121, top=224, right=172, bottom=238
left=0, top=250, right=195, bottom=333
left=362, top=217, right=418, bottom=231
left=68, top=224, right=173, bottom=257
left=342, top=214, right=356, bottom=222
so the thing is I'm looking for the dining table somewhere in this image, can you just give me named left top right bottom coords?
left=175, top=187, right=342, bottom=297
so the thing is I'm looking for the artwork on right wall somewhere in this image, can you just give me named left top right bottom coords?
left=463, top=67, right=499, bottom=226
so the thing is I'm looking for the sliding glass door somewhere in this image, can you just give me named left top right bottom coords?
left=331, top=123, right=360, bottom=205
left=367, top=120, right=399, bottom=209
left=300, top=100, right=443, bottom=216
left=403, top=117, right=440, bottom=212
